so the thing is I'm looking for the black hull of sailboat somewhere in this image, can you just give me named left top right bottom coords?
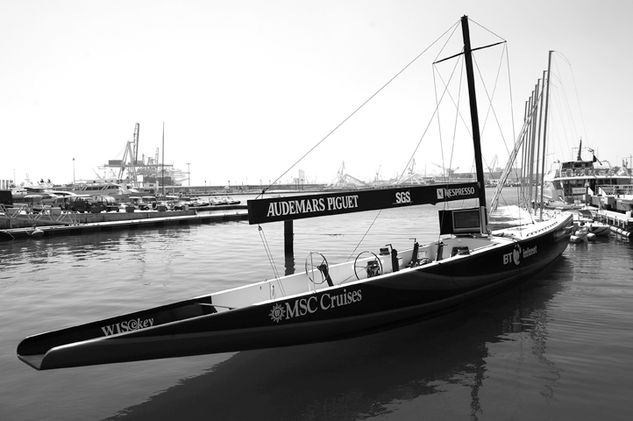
left=17, top=216, right=572, bottom=370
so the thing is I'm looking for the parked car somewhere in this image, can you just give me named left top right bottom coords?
left=68, top=195, right=120, bottom=213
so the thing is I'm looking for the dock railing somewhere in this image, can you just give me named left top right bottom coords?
left=598, top=184, right=633, bottom=197
left=1, top=204, right=80, bottom=228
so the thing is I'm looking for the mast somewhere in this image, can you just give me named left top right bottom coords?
left=134, top=123, right=140, bottom=169
left=520, top=99, right=529, bottom=207
left=528, top=82, right=539, bottom=213
left=535, top=71, right=546, bottom=219
left=539, top=51, right=553, bottom=219
left=461, top=15, right=488, bottom=233
left=132, top=123, right=140, bottom=187
left=161, top=122, right=165, bottom=198
left=524, top=92, right=533, bottom=209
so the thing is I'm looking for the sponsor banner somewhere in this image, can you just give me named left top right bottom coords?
left=248, top=182, right=479, bottom=224
left=502, top=244, right=538, bottom=266
left=101, top=317, right=155, bottom=336
left=269, top=288, right=363, bottom=323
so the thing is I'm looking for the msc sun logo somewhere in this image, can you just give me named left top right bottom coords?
left=269, top=303, right=285, bottom=323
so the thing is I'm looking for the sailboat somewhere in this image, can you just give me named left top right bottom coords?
left=17, top=16, right=573, bottom=370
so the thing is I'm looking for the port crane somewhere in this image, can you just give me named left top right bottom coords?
left=100, top=123, right=182, bottom=188
left=114, top=123, right=140, bottom=185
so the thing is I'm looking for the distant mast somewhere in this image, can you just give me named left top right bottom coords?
left=461, top=15, right=488, bottom=233
left=161, top=122, right=165, bottom=198
left=539, top=50, right=553, bottom=220
left=134, top=123, right=140, bottom=171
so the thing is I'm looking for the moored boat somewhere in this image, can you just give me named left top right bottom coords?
left=543, top=139, right=632, bottom=206
left=569, top=223, right=592, bottom=243
left=17, top=16, right=573, bottom=370
left=575, top=209, right=610, bottom=237
left=17, top=209, right=571, bottom=370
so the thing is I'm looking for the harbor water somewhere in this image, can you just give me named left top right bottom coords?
left=1, top=197, right=632, bottom=420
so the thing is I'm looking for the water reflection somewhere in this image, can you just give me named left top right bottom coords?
left=109, top=258, right=569, bottom=421
left=0, top=226, right=206, bottom=291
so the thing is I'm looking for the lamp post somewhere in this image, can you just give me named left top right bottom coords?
left=72, top=158, right=76, bottom=187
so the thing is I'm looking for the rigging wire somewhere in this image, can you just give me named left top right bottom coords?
left=462, top=19, right=522, bottom=218
left=257, top=225, right=285, bottom=295
left=505, top=44, right=518, bottom=160
left=432, top=41, right=512, bottom=179
left=550, top=74, right=582, bottom=152
left=432, top=21, right=462, bottom=63
left=432, top=61, right=447, bottom=179
left=473, top=48, right=511, bottom=157
left=445, top=56, right=464, bottom=185
left=432, top=57, right=472, bottom=139
left=430, top=15, right=462, bottom=181
left=472, top=49, right=513, bottom=193
left=429, top=15, right=461, bottom=186
left=430, top=34, right=511, bottom=206
left=484, top=43, right=537, bottom=219
left=548, top=87, right=575, bottom=159
left=468, top=17, right=507, bottom=43
left=552, top=51, right=589, bottom=143
left=504, top=44, right=523, bottom=203
left=398, top=48, right=464, bottom=181
left=345, top=209, right=384, bottom=261
left=431, top=53, right=476, bottom=199
left=256, top=18, right=523, bottom=257
left=258, top=20, right=461, bottom=199
left=434, top=52, right=464, bottom=243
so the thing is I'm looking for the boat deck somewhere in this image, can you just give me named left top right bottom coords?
left=208, top=235, right=505, bottom=312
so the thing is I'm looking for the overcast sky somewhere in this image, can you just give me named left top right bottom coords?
left=2, top=0, right=632, bottom=187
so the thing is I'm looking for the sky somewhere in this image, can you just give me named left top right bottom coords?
left=1, top=0, right=632, bottom=187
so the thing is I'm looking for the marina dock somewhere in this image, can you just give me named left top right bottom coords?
left=586, top=206, right=633, bottom=238
left=0, top=207, right=248, bottom=241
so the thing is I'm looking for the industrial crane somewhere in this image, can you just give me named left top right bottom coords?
left=117, top=123, right=140, bottom=185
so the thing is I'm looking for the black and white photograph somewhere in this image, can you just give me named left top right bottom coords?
left=1, top=1, right=632, bottom=420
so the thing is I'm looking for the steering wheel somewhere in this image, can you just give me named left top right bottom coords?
left=305, top=252, right=329, bottom=285
left=353, top=251, right=384, bottom=280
